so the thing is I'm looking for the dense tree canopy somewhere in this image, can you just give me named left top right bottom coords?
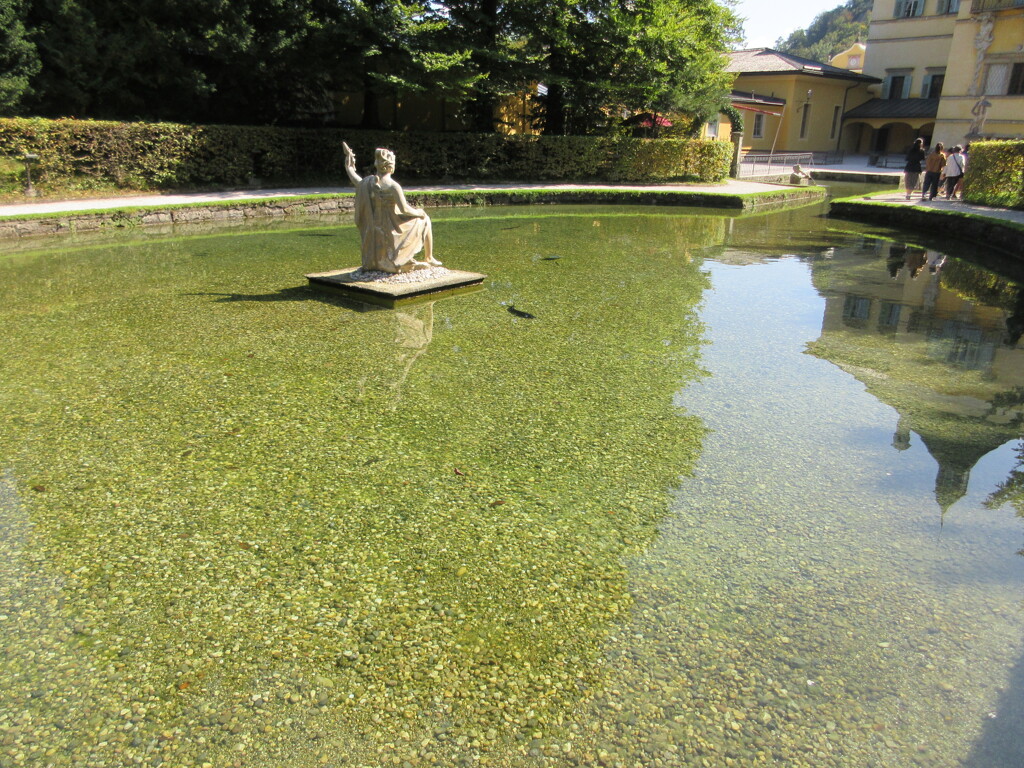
left=774, top=0, right=871, bottom=63
left=1, top=0, right=740, bottom=134
left=0, top=0, right=40, bottom=113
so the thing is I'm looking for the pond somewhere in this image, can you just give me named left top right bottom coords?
left=0, top=193, right=1022, bottom=768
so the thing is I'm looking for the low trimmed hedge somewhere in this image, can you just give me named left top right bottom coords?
left=0, top=118, right=732, bottom=192
left=964, top=140, right=1024, bottom=210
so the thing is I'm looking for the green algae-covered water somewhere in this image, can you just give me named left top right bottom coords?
left=0, top=201, right=1022, bottom=768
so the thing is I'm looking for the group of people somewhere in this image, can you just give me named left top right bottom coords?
left=903, top=139, right=968, bottom=202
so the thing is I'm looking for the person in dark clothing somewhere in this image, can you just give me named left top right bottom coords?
left=903, top=138, right=926, bottom=200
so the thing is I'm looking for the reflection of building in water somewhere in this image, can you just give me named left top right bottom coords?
left=810, top=242, right=1024, bottom=514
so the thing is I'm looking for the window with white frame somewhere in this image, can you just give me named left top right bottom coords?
left=987, top=63, right=1011, bottom=94
left=706, top=120, right=719, bottom=138
left=752, top=113, right=765, bottom=138
left=980, top=60, right=1024, bottom=96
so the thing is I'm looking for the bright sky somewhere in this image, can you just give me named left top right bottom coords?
left=732, top=0, right=849, bottom=50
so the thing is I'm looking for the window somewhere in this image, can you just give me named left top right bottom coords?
left=888, top=75, right=906, bottom=99
left=1010, top=63, right=1024, bottom=95
left=752, top=113, right=765, bottom=138
left=878, top=303, right=904, bottom=331
left=705, top=120, right=719, bottom=138
left=894, top=0, right=923, bottom=17
left=985, top=63, right=1011, bottom=94
left=843, top=295, right=872, bottom=327
left=830, top=105, right=841, bottom=139
left=937, top=0, right=959, bottom=12
left=923, top=72, right=945, bottom=98
left=800, top=104, right=812, bottom=139
left=848, top=55, right=861, bottom=69
left=885, top=71, right=912, bottom=99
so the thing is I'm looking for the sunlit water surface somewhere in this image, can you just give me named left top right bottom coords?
left=0, top=197, right=1022, bottom=768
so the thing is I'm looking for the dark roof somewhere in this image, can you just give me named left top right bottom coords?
left=726, top=48, right=880, bottom=83
left=844, top=98, right=939, bottom=119
left=731, top=90, right=786, bottom=107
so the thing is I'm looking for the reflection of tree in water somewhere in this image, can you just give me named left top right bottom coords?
left=984, top=440, right=1024, bottom=556
left=940, top=257, right=1024, bottom=346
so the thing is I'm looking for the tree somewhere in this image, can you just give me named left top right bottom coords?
left=0, top=0, right=40, bottom=115
left=333, top=0, right=479, bottom=129
left=527, top=0, right=740, bottom=135
left=774, top=0, right=871, bottom=63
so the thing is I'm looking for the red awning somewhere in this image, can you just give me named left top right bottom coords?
left=734, top=104, right=783, bottom=117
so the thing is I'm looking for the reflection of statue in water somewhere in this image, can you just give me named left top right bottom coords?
left=343, top=142, right=442, bottom=273
left=391, top=302, right=435, bottom=405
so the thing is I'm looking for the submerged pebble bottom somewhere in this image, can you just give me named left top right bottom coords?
left=0, top=206, right=1021, bottom=768
left=349, top=267, right=450, bottom=284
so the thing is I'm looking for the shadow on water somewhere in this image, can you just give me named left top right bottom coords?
left=966, top=650, right=1024, bottom=767
left=184, top=287, right=386, bottom=312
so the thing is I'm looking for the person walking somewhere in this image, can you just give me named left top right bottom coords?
left=954, top=142, right=969, bottom=200
left=903, top=138, right=926, bottom=200
left=943, top=145, right=965, bottom=200
left=921, top=142, right=945, bottom=201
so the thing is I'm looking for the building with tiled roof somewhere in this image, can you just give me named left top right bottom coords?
left=710, top=49, right=879, bottom=155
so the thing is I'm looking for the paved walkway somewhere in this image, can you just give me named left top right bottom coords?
left=0, top=180, right=787, bottom=218
left=848, top=188, right=1024, bottom=227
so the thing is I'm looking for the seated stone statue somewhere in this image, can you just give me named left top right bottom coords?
left=343, top=142, right=442, bottom=273
left=790, top=164, right=812, bottom=185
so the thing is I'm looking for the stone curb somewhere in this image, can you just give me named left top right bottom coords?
left=0, top=188, right=826, bottom=241
left=829, top=198, right=1024, bottom=258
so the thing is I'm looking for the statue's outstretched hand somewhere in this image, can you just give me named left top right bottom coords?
left=342, top=142, right=361, bottom=185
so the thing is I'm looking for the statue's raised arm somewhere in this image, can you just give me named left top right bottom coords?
left=342, top=142, right=361, bottom=186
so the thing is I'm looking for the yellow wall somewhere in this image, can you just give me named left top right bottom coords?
left=863, top=1, right=957, bottom=100
left=935, top=6, right=1024, bottom=144
left=729, top=73, right=873, bottom=153
left=860, top=1, right=1024, bottom=146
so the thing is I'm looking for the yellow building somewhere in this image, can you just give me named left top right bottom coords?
left=829, top=42, right=867, bottom=73
left=846, top=0, right=1024, bottom=153
left=720, top=49, right=879, bottom=154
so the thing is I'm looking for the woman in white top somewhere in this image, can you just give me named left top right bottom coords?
left=943, top=145, right=965, bottom=200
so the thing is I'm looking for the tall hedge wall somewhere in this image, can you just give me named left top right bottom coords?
left=0, top=118, right=732, bottom=192
left=964, top=140, right=1024, bottom=211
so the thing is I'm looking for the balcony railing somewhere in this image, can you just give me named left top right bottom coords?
left=971, top=0, right=1024, bottom=12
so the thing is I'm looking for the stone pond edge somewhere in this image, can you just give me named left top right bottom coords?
left=829, top=194, right=1024, bottom=258
left=0, top=187, right=828, bottom=240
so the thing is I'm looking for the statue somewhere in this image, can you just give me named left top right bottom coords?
left=790, top=164, right=812, bottom=185
left=343, top=142, right=442, bottom=274
left=969, top=14, right=995, bottom=97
